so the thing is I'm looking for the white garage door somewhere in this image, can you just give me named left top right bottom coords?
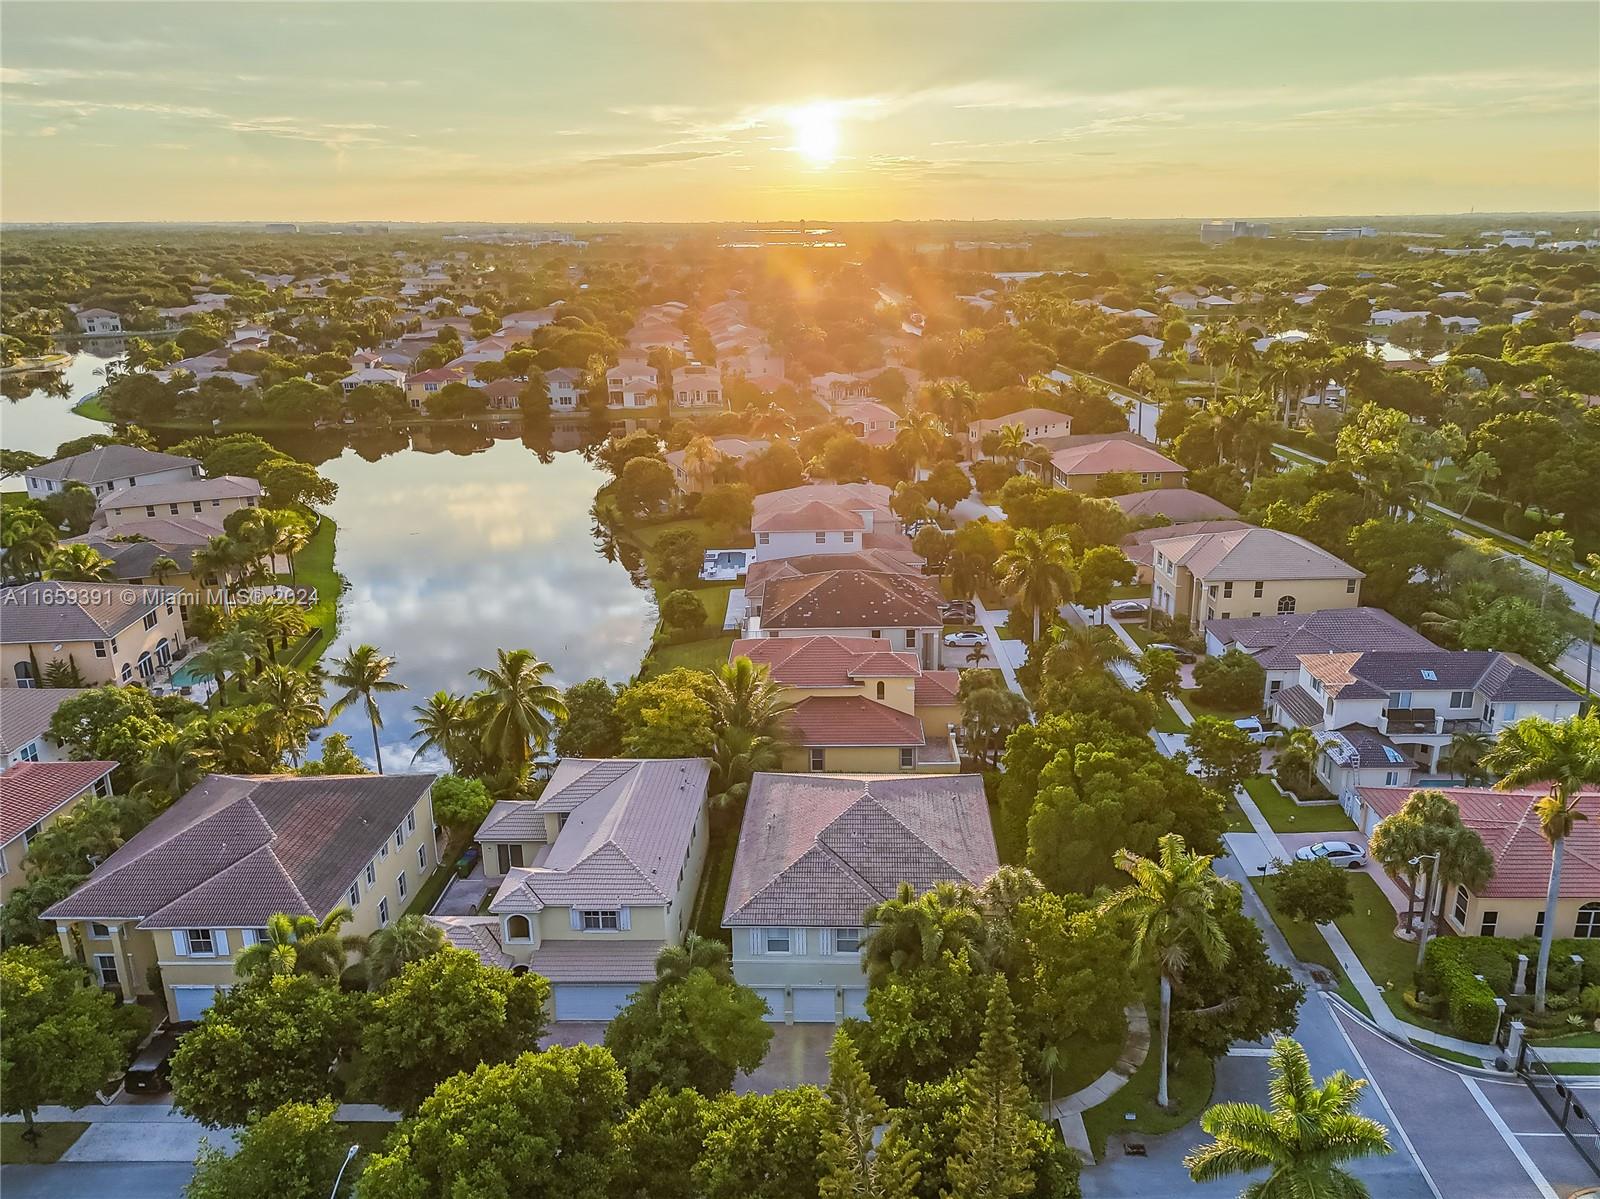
left=171, top=985, right=218, bottom=1022
left=755, top=987, right=786, bottom=1022
left=552, top=983, right=638, bottom=1021
left=842, top=987, right=867, bottom=1021
left=792, top=988, right=837, bottom=1023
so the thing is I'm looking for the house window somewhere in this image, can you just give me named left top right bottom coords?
left=1392, top=692, right=1412, bottom=710
left=1346, top=579, right=1358, bottom=594
left=145, top=505, right=156, bottom=517
left=379, top=898, right=390, bottom=926
left=186, top=929, right=215, bottom=956
left=506, top=914, right=531, bottom=941
left=397, top=872, right=407, bottom=900
left=14, top=662, right=35, bottom=689
left=1276, top=595, right=1296, bottom=615
left=394, top=826, right=404, bottom=849
left=843, top=532, right=855, bottom=543
left=94, top=954, right=120, bottom=988
left=143, top=611, right=158, bottom=630
left=366, top=862, right=376, bottom=886
left=1253, top=582, right=1264, bottom=598
left=764, top=927, right=792, bottom=954
left=379, top=842, right=388, bottom=859
left=16, top=742, right=39, bottom=763
left=1534, top=910, right=1546, bottom=939
left=497, top=844, right=524, bottom=873
left=758, top=533, right=770, bottom=545
left=93, top=641, right=107, bottom=658
left=834, top=928, right=861, bottom=954
left=121, top=664, right=133, bottom=683
left=1449, top=691, right=1473, bottom=710
left=90, top=923, right=112, bottom=939
left=876, top=681, right=886, bottom=700
left=1222, top=582, right=1233, bottom=598
left=349, top=882, right=360, bottom=907
left=1480, top=911, right=1498, bottom=937
left=810, top=748, right=825, bottom=772
left=581, top=910, right=620, bottom=931
left=899, top=748, right=916, bottom=770
left=406, top=811, right=417, bottom=835
left=815, top=532, right=826, bottom=544
left=418, top=845, right=427, bottom=871
left=1453, top=885, right=1469, bottom=925
left=1384, top=771, right=1400, bottom=786
left=1577, top=903, right=1600, bottom=939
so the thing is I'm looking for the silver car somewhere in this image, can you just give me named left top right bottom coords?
left=1294, top=840, right=1367, bottom=869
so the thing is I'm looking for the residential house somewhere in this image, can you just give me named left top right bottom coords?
left=730, top=635, right=962, bottom=774
left=0, top=760, right=115, bottom=904
left=24, top=446, right=202, bottom=501
left=672, top=362, right=724, bottom=410
left=722, top=772, right=998, bottom=1023
left=753, top=569, right=945, bottom=670
left=340, top=366, right=407, bottom=395
left=61, top=519, right=235, bottom=596
left=966, top=408, right=1072, bottom=459
left=751, top=483, right=906, bottom=561
left=810, top=371, right=876, bottom=408
left=0, top=688, right=88, bottom=767
left=1148, top=527, right=1362, bottom=630
left=404, top=366, right=468, bottom=409
left=1042, top=438, right=1187, bottom=492
left=665, top=436, right=768, bottom=494
left=546, top=366, right=585, bottom=412
left=44, top=772, right=436, bottom=1019
left=466, top=758, right=710, bottom=1020
left=1123, top=334, right=1166, bottom=359
left=73, top=308, right=122, bottom=335
left=1204, top=607, right=1436, bottom=703
left=833, top=401, right=899, bottom=444
left=1349, top=785, right=1600, bottom=941
left=1111, top=489, right=1239, bottom=522
left=1120, top=520, right=1253, bottom=584
left=94, top=476, right=261, bottom=531
left=2, top=583, right=187, bottom=690
left=606, top=362, right=659, bottom=410
left=741, top=550, right=924, bottom=621
left=1270, top=650, right=1582, bottom=807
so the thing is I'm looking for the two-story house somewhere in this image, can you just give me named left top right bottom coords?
left=1269, top=650, right=1583, bottom=812
left=1150, top=527, right=1363, bottom=631
left=730, top=636, right=962, bottom=774
left=44, top=772, right=437, bottom=1020
left=753, top=569, right=946, bottom=670
left=545, top=366, right=585, bottom=412
left=24, top=446, right=202, bottom=501
left=464, top=758, right=710, bottom=1021
left=833, top=401, right=899, bottom=445
left=1, top=759, right=115, bottom=904
left=672, top=362, right=724, bottom=410
left=1043, top=438, right=1187, bottom=492
left=722, top=772, right=998, bottom=1023
left=0, top=689, right=87, bottom=767
left=665, top=436, right=768, bottom=494
left=2, top=583, right=188, bottom=690
left=93, top=476, right=262, bottom=532
left=606, top=362, right=659, bottom=410
left=750, top=483, right=906, bottom=561
left=1203, top=607, right=1436, bottom=704
left=74, top=308, right=123, bottom=335
left=967, top=408, right=1072, bottom=460
left=741, top=550, right=925, bottom=626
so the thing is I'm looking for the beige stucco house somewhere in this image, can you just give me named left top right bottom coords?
left=0, top=759, right=115, bottom=904
left=1149, top=527, right=1362, bottom=631
left=2, top=583, right=188, bottom=690
left=94, top=476, right=262, bottom=531
left=44, top=772, right=437, bottom=1020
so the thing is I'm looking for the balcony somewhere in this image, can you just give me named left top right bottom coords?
left=1379, top=708, right=1442, bottom=737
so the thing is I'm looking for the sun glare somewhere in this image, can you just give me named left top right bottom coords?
left=789, top=103, right=839, bottom=166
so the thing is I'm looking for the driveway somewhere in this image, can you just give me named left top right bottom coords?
left=735, top=1024, right=833, bottom=1094
left=61, top=1122, right=234, bottom=1164
left=1274, top=830, right=1415, bottom=915
left=432, top=864, right=493, bottom=916
left=1, top=1163, right=193, bottom=1199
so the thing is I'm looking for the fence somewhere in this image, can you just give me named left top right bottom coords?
left=1519, top=1040, right=1600, bottom=1177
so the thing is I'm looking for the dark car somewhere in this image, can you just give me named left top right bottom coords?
left=940, top=600, right=977, bottom=624
left=1149, top=642, right=1198, bottom=664
left=125, top=1028, right=183, bottom=1094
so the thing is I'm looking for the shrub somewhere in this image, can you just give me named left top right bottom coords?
left=659, top=589, right=706, bottom=636
left=1271, top=859, right=1354, bottom=925
left=1192, top=649, right=1266, bottom=710
left=1422, top=939, right=1500, bottom=1043
left=1580, top=984, right=1600, bottom=1019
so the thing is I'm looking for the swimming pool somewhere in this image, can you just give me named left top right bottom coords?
left=170, top=661, right=208, bottom=686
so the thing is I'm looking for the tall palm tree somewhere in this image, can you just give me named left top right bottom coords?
left=469, top=648, right=566, bottom=768
left=708, top=726, right=783, bottom=812
left=246, top=665, right=326, bottom=767
left=409, top=690, right=472, bottom=768
left=995, top=526, right=1076, bottom=643
left=1441, top=730, right=1493, bottom=785
left=1097, top=834, right=1231, bottom=1109
left=44, top=544, right=115, bottom=582
left=1482, top=714, right=1600, bottom=1012
left=328, top=644, right=406, bottom=774
left=1452, top=451, right=1500, bottom=519
left=861, top=879, right=987, bottom=986
left=994, top=422, right=1033, bottom=468
left=191, top=534, right=245, bottom=612
left=1185, top=1037, right=1391, bottom=1197
left=1532, top=530, right=1575, bottom=612
left=653, top=932, right=733, bottom=986
left=681, top=435, right=722, bottom=492
left=1043, top=623, right=1132, bottom=681
left=924, top=379, right=980, bottom=429
left=135, top=730, right=215, bottom=800
left=149, top=555, right=181, bottom=586
left=1, top=513, right=58, bottom=582
left=893, top=410, right=946, bottom=481
left=711, top=656, right=792, bottom=739
left=364, top=914, right=447, bottom=988
left=272, top=514, right=312, bottom=584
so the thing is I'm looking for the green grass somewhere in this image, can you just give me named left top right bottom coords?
left=282, top=515, right=342, bottom=670
left=0, top=1122, right=88, bottom=1164
left=1534, top=1030, right=1600, bottom=1049
left=1241, top=776, right=1356, bottom=834
left=690, top=825, right=738, bottom=944
left=1181, top=689, right=1260, bottom=721
left=632, top=515, right=754, bottom=551
left=1043, top=1015, right=1129, bottom=1106
left=72, top=394, right=113, bottom=421
left=1333, top=872, right=1416, bottom=995
left=644, top=634, right=737, bottom=677
left=1410, top=1039, right=1485, bottom=1068
left=403, top=860, right=453, bottom=919
left=1248, top=876, right=1343, bottom=975
left=1538, top=1061, right=1600, bottom=1075
left=1153, top=699, right=1187, bottom=735
left=1081, top=1044, right=1215, bottom=1160
left=1222, top=797, right=1253, bottom=833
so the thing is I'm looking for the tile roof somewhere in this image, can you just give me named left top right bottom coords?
left=1208, top=607, right=1436, bottom=670
left=1271, top=683, right=1328, bottom=727
left=753, top=482, right=891, bottom=519
left=476, top=800, right=551, bottom=842
left=97, top=475, right=261, bottom=511
left=743, top=550, right=922, bottom=606
left=520, top=939, right=662, bottom=983
left=43, top=772, right=435, bottom=925
left=489, top=759, right=709, bottom=913
left=1300, top=650, right=1576, bottom=703
left=914, top=672, right=960, bottom=706
left=427, top=917, right=512, bottom=969
left=724, top=773, right=998, bottom=927
left=1111, top=490, right=1239, bottom=521
left=1323, top=726, right=1411, bottom=769
left=968, top=407, right=1072, bottom=436
left=1048, top=439, right=1186, bottom=477
left=785, top=695, right=926, bottom=747
left=1152, top=527, right=1361, bottom=582
left=0, top=760, right=115, bottom=846
left=0, top=688, right=89, bottom=755
left=25, top=446, right=199, bottom=485
left=761, top=570, right=943, bottom=631
left=0, top=582, right=179, bottom=644
left=1358, top=787, right=1600, bottom=899
left=730, top=635, right=922, bottom=685
left=753, top=500, right=866, bottom=533
left=1122, top=520, right=1253, bottom=569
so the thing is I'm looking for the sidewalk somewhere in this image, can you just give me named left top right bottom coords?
left=1, top=1102, right=400, bottom=1125
left=974, top=599, right=1024, bottom=699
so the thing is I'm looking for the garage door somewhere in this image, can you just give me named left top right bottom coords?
left=171, top=985, right=218, bottom=1022
left=551, top=983, right=638, bottom=1021
left=792, top=988, right=837, bottom=1023
left=755, top=987, right=786, bottom=1022
left=842, top=987, right=867, bottom=1020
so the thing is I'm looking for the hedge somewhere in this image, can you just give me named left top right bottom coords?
left=1422, top=936, right=1600, bottom=1041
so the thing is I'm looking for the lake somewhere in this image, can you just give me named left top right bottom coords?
left=0, top=354, right=659, bottom=770
left=0, top=345, right=123, bottom=458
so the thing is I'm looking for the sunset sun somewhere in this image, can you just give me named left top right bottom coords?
left=789, top=102, right=839, bottom=165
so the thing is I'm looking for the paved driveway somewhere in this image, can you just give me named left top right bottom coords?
left=61, top=1122, right=234, bottom=1164
left=2, top=1163, right=192, bottom=1199
left=736, top=1024, right=833, bottom=1094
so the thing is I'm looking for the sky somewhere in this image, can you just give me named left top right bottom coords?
left=2, top=1, right=1597, bottom=224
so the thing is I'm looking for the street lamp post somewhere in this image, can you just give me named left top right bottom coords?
left=329, top=1144, right=358, bottom=1199
left=1411, top=851, right=1442, bottom=970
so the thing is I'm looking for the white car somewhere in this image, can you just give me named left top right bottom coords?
left=943, top=630, right=988, bottom=648
left=1233, top=717, right=1274, bottom=745
left=1294, top=840, right=1367, bottom=869
left=1110, top=600, right=1148, bottom=617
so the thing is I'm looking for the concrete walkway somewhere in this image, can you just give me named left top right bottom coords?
left=2, top=1102, right=401, bottom=1126
left=974, top=599, right=1024, bottom=699
left=1048, top=1003, right=1152, bottom=1163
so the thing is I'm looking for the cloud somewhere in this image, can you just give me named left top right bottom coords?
left=581, top=148, right=736, bottom=169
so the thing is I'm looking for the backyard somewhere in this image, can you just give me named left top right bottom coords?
left=1241, top=776, right=1356, bottom=835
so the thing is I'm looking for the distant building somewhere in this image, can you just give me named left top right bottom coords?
left=262, top=223, right=299, bottom=234
left=1200, top=220, right=1271, bottom=244
left=24, top=446, right=201, bottom=501
left=73, top=308, right=122, bottom=336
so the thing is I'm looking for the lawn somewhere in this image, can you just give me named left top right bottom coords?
left=1410, top=1039, right=1485, bottom=1068
left=403, top=856, right=456, bottom=919
left=1, top=1122, right=87, bottom=1164
left=1333, top=872, right=1416, bottom=995
left=1241, top=776, right=1355, bottom=834
left=1248, top=875, right=1343, bottom=975
left=1181, top=689, right=1260, bottom=721
left=72, top=394, right=113, bottom=421
left=282, top=515, right=343, bottom=670
left=1044, top=1013, right=1128, bottom=1107
left=631, top=515, right=754, bottom=551
left=644, top=634, right=737, bottom=677
left=1153, top=699, right=1186, bottom=734
left=690, top=824, right=738, bottom=944
left=1081, top=1043, right=1215, bottom=1160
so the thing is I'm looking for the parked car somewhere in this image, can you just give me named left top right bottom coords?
left=940, top=600, right=977, bottom=624
left=125, top=1028, right=183, bottom=1094
left=1109, top=600, right=1148, bottom=617
left=1233, top=717, right=1275, bottom=744
left=943, top=630, right=988, bottom=648
left=1294, top=840, right=1367, bottom=869
left=1149, top=642, right=1197, bottom=663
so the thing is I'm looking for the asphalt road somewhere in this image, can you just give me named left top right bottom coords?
left=1, top=1163, right=192, bottom=1199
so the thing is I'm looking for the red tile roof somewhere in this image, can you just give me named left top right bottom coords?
left=753, top=500, right=866, bottom=533
left=761, top=570, right=943, bottom=630
left=0, top=760, right=115, bottom=846
left=785, top=696, right=926, bottom=747
left=731, top=635, right=921, bottom=685
left=1359, top=786, right=1600, bottom=900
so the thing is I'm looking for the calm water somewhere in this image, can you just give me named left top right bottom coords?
left=0, top=354, right=658, bottom=770
left=0, top=345, right=123, bottom=464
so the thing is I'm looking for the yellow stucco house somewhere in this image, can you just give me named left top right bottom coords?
left=1148, top=526, right=1363, bottom=632
left=730, top=635, right=962, bottom=773
left=45, top=772, right=438, bottom=1021
left=0, top=759, right=115, bottom=905
left=456, top=757, right=711, bottom=1021
left=1, top=582, right=189, bottom=690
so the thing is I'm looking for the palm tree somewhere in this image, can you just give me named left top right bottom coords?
left=1, top=513, right=58, bottom=582
left=995, top=526, right=1076, bottom=642
left=149, top=555, right=181, bottom=586
left=924, top=379, right=980, bottom=429
left=1098, top=834, right=1231, bottom=1109
left=994, top=422, right=1032, bottom=468
left=235, top=909, right=365, bottom=982
left=893, top=410, right=946, bottom=481
left=247, top=665, right=326, bottom=766
left=1185, top=1037, right=1391, bottom=1197
left=708, top=726, right=783, bottom=813
left=135, top=731, right=215, bottom=800
left=364, top=914, right=447, bottom=988
left=653, top=932, right=733, bottom=986
left=44, top=544, right=115, bottom=582
left=1272, top=726, right=1328, bottom=796
left=191, top=534, right=245, bottom=611
left=1196, top=324, right=1231, bottom=402
left=1452, top=451, right=1500, bottom=519
left=272, top=515, right=312, bottom=584
left=1418, top=582, right=1495, bottom=649
left=1532, top=530, right=1574, bottom=612
left=328, top=644, right=406, bottom=774
left=469, top=648, right=566, bottom=768
left=681, top=434, right=722, bottom=492
left=1042, top=623, right=1132, bottom=681
left=711, top=656, right=792, bottom=739
left=409, top=690, right=472, bottom=768
left=1580, top=553, right=1600, bottom=702
left=1482, top=714, right=1600, bottom=1012
left=1441, top=730, right=1493, bottom=785
left=861, top=879, right=987, bottom=986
